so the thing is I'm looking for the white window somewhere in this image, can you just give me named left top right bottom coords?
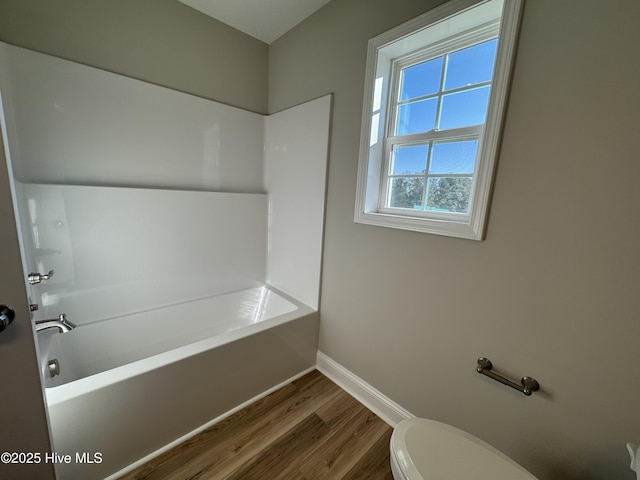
left=354, top=0, right=524, bottom=240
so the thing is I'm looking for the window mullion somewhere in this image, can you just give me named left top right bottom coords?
left=396, top=79, right=492, bottom=109
left=422, top=140, right=434, bottom=210
left=433, top=53, right=448, bottom=132
left=387, top=125, right=483, bottom=145
left=387, top=60, right=403, bottom=139
left=379, top=137, right=393, bottom=213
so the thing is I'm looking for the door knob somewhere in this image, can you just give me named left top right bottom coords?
left=0, top=305, right=15, bottom=332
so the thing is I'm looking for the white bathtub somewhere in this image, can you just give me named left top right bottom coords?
left=39, top=286, right=318, bottom=480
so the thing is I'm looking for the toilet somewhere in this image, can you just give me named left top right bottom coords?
left=390, top=418, right=539, bottom=479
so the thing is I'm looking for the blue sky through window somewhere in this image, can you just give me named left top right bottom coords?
left=397, top=99, right=437, bottom=135
left=400, top=57, right=443, bottom=100
left=439, top=86, right=491, bottom=129
left=396, top=38, right=498, bottom=135
left=392, top=139, right=478, bottom=175
left=430, top=140, right=478, bottom=174
left=444, top=39, right=497, bottom=90
left=392, top=144, right=429, bottom=174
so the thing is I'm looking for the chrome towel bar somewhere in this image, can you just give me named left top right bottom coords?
left=476, top=357, right=539, bottom=396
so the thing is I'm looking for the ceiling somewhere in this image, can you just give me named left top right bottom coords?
left=177, top=0, right=332, bottom=44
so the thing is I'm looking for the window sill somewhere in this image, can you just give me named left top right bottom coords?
left=354, top=209, right=484, bottom=240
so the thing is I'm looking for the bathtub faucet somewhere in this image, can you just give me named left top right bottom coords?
left=35, top=314, right=76, bottom=333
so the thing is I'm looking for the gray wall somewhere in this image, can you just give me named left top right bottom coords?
left=0, top=0, right=268, bottom=113
left=270, top=0, right=640, bottom=479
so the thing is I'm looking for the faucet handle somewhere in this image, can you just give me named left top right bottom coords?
left=58, top=314, right=76, bottom=330
left=28, top=269, right=54, bottom=285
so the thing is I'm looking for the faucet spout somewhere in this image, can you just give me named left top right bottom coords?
left=35, top=314, right=76, bottom=333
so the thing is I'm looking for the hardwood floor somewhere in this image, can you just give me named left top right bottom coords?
left=119, top=370, right=394, bottom=480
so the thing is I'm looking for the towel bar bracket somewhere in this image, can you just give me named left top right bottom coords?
left=476, top=357, right=539, bottom=396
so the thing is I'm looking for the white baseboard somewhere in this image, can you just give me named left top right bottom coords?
left=316, top=351, right=413, bottom=427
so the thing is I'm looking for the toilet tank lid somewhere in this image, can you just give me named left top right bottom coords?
left=390, top=418, right=538, bottom=480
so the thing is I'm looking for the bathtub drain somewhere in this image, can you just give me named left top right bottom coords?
left=48, top=359, right=60, bottom=378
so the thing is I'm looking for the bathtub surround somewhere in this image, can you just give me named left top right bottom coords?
left=2, top=43, right=265, bottom=190
left=22, top=185, right=269, bottom=326
left=0, top=41, right=331, bottom=321
left=265, top=99, right=333, bottom=310
left=0, top=41, right=331, bottom=479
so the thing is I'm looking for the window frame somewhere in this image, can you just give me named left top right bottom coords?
left=381, top=27, right=498, bottom=219
left=354, top=0, right=524, bottom=240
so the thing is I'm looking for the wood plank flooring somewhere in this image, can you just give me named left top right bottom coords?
left=118, top=370, right=394, bottom=480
